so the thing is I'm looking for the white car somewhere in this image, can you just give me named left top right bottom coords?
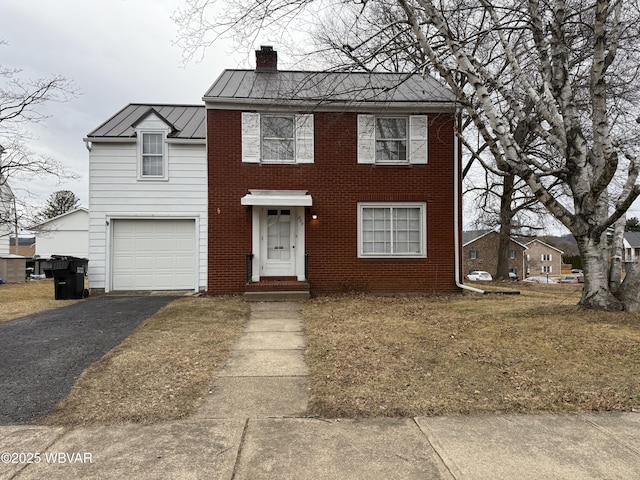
left=466, top=270, right=493, bottom=281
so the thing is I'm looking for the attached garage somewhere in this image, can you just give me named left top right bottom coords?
left=111, top=219, right=196, bottom=291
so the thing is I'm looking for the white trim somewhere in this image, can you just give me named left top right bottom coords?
left=204, top=98, right=459, bottom=113
left=137, top=131, right=169, bottom=181
left=242, top=112, right=261, bottom=163
left=409, top=115, right=428, bottom=164
left=358, top=114, right=429, bottom=165
left=241, top=190, right=312, bottom=207
left=250, top=206, right=306, bottom=281
left=106, top=215, right=200, bottom=292
left=357, top=202, right=427, bottom=258
left=357, top=115, right=375, bottom=164
left=242, top=112, right=315, bottom=164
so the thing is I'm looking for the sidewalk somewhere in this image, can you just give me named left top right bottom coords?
left=2, top=301, right=639, bottom=479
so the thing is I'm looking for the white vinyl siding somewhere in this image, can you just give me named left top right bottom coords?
left=242, top=112, right=314, bottom=164
left=358, top=115, right=428, bottom=164
left=358, top=203, right=426, bottom=258
left=88, top=141, right=207, bottom=292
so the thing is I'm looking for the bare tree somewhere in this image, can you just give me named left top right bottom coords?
left=0, top=41, right=76, bottom=237
left=175, top=0, right=640, bottom=311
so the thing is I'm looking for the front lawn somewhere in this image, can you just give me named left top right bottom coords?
left=0, top=279, right=81, bottom=323
left=302, top=285, right=640, bottom=417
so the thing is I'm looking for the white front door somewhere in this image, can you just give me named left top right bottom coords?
left=262, top=208, right=296, bottom=276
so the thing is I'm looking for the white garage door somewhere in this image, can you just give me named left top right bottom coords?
left=112, top=219, right=196, bottom=290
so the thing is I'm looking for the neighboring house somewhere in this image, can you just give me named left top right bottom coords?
left=9, top=236, right=36, bottom=257
left=30, top=208, right=89, bottom=258
left=623, top=231, right=640, bottom=263
left=204, top=46, right=460, bottom=295
left=462, top=230, right=527, bottom=278
left=523, top=238, right=563, bottom=276
left=85, top=105, right=207, bottom=293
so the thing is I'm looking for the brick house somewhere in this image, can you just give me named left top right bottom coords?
left=462, top=230, right=527, bottom=279
left=205, top=46, right=461, bottom=295
left=523, top=238, right=563, bottom=276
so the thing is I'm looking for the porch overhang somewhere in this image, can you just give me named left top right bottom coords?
left=241, top=190, right=312, bottom=207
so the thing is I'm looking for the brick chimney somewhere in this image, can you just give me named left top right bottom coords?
left=255, top=46, right=277, bottom=72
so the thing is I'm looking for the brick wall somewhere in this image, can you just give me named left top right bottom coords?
left=462, top=231, right=526, bottom=278
left=524, top=240, right=562, bottom=276
left=207, top=110, right=461, bottom=294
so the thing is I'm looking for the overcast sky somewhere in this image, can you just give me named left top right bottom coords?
left=3, top=1, right=638, bottom=233
left=2, top=0, right=246, bottom=217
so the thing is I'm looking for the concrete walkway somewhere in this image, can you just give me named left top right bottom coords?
left=2, top=301, right=640, bottom=479
left=196, top=301, right=309, bottom=419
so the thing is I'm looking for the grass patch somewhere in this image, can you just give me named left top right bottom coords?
left=0, top=279, right=82, bottom=323
left=41, top=296, right=249, bottom=426
left=302, top=285, right=640, bottom=417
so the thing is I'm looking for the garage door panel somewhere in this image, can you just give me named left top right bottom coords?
left=112, top=219, right=196, bottom=291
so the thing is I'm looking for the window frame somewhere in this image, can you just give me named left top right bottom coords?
left=137, top=131, right=168, bottom=181
left=469, top=250, right=478, bottom=260
left=542, top=253, right=552, bottom=261
left=542, top=265, right=552, bottom=273
left=357, top=202, right=427, bottom=258
left=242, top=112, right=314, bottom=164
left=357, top=114, right=428, bottom=165
left=261, top=114, right=296, bottom=163
left=375, top=116, right=408, bottom=164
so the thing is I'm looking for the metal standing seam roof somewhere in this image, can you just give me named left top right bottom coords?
left=86, top=104, right=205, bottom=139
left=203, top=70, right=457, bottom=106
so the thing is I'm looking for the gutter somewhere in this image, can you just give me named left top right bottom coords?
left=452, top=117, right=520, bottom=296
left=453, top=122, right=485, bottom=294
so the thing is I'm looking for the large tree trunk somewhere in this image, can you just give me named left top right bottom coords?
left=615, top=263, right=640, bottom=311
left=608, top=215, right=626, bottom=292
left=576, top=235, right=623, bottom=311
left=495, top=173, right=515, bottom=280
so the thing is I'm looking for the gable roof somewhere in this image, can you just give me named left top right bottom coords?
left=524, top=238, right=564, bottom=254
left=462, top=230, right=492, bottom=246
left=463, top=230, right=529, bottom=249
left=86, top=104, right=205, bottom=140
left=29, top=207, right=88, bottom=229
left=624, top=231, right=640, bottom=247
left=203, top=70, right=457, bottom=112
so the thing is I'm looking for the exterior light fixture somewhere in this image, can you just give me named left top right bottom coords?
left=311, top=212, right=318, bottom=220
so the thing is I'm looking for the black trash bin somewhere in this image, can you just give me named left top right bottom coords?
left=45, top=257, right=89, bottom=300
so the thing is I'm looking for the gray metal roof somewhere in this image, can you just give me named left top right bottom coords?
left=624, top=231, right=640, bottom=247
left=87, top=104, right=205, bottom=139
left=203, top=70, right=457, bottom=108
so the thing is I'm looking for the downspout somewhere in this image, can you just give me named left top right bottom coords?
left=453, top=114, right=485, bottom=294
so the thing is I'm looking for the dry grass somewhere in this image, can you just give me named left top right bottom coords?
left=302, top=284, right=640, bottom=418
left=41, top=296, right=249, bottom=426
left=0, top=279, right=82, bottom=323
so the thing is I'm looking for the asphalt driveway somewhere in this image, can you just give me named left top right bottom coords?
left=0, top=296, right=176, bottom=425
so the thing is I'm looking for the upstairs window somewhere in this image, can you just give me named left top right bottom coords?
left=542, top=253, right=552, bottom=261
left=509, top=249, right=516, bottom=260
left=358, top=115, right=428, bottom=165
left=242, top=112, right=314, bottom=164
left=142, top=133, right=164, bottom=177
left=375, top=117, right=407, bottom=162
left=469, top=250, right=478, bottom=259
left=262, top=115, right=295, bottom=162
